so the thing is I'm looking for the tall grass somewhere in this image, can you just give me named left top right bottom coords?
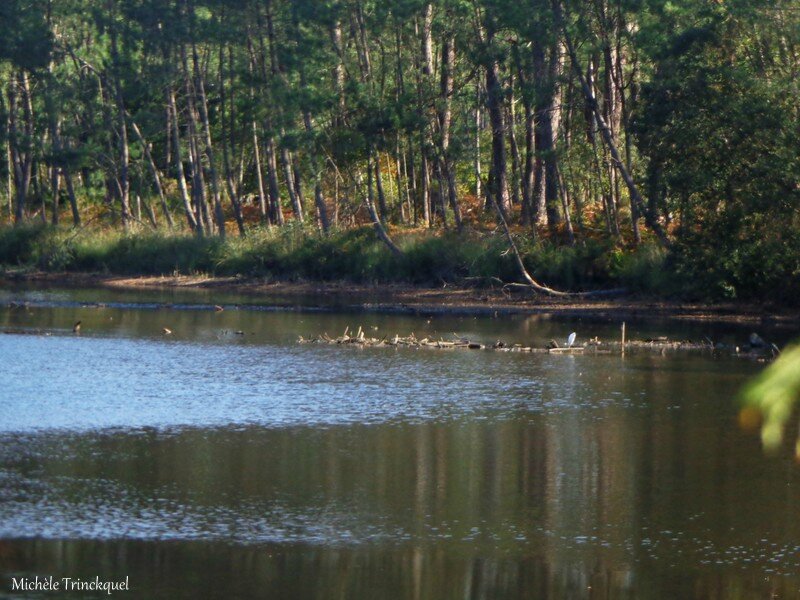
left=0, top=224, right=670, bottom=293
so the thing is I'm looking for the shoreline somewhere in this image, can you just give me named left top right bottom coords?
left=2, top=270, right=798, bottom=326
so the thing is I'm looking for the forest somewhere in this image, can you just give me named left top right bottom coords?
left=0, top=0, right=798, bottom=302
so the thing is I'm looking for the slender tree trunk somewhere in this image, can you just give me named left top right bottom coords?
left=374, top=157, right=388, bottom=222
left=366, top=150, right=403, bottom=257
left=484, top=26, right=511, bottom=218
left=192, top=41, right=226, bottom=238
left=512, top=48, right=536, bottom=226
left=300, top=107, right=329, bottom=232
left=63, top=166, right=80, bottom=226
left=280, top=143, right=303, bottom=221
left=475, top=81, right=482, bottom=203
left=414, top=13, right=432, bottom=227
left=130, top=120, right=174, bottom=229
left=265, top=136, right=284, bottom=225
left=168, top=88, right=199, bottom=233
left=109, top=21, right=131, bottom=230
left=555, top=0, right=669, bottom=246
left=5, top=130, right=12, bottom=224
left=508, top=75, right=522, bottom=210
left=214, top=46, right=245, bottom=236
left=9, top=74, right=33, bottom=225
left=181, top=43, right=214, bottom=234
left=252, top=123, right=270, bottom=226
left=438, top=35, right=462, bottom=230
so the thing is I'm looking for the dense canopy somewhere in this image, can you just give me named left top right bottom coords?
left=0, top=0, right=798, bottom=300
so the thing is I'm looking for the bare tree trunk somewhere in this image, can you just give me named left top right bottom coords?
left=192, top=41, right=226, bottom=238
left=280, top=144, right=303, bottom=221
left=265, top=136, right=284, bottom=225
left=512, top=47, right=536, bottom=226
left=366, top=151, right=403, bottom=257
left=63, top=167, right=80, bottom=226
left=414, top=13, right=432, bottom=227
left=252, top=123, right=269, bottom=226
left=438, top=35, right=462, bottom=230
left=8, top=74, right=34, bottom=225
left=532, top=38, right=562, bottom=234
left=181, top=45, right=211, bottom=235
left=484, top=27, right=511, bottom=218
left=5, top=130, right=12, bottom=224
left=218, top=44, right=245, bottom=236
left=555, top=0, right=669, bottom=247
left=109, top=23, right=131, bottom=230
left=300, top=108, right=330, bottom=232
left=49, top=160, right=60, bottom=225
left=130, top=120, right=174, bottom=229
left=474, top=81, right=482, bottom=203
left=168, top=88, right=199, bottom=233
left=374, top=156, right=389, bottom=222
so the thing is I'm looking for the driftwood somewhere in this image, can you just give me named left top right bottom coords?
left=298, top=327, right=768, bottom=358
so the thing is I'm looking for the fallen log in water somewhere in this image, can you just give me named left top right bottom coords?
left=297, top=328, right=765, bottom=358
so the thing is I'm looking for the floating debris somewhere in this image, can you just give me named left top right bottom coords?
left=298, top=327, right=776, bottom=358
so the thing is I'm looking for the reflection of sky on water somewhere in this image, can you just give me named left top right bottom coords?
left=0, top=287, right=797, bottom=598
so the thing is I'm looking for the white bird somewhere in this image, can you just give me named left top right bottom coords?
left=566, top=332, right=577, bottom=348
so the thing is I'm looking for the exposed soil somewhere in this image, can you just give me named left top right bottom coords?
left=3, top=270, right=798, bottom=327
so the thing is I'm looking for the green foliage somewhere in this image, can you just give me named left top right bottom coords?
left=741, top=344, right=800, bottom=453
left=610, top=243, right=672, bottom=294
left=0, top=0, right=798, bottom=305
left=0, top=225, right=673, bottom=293
left=636, top=2, right=800, bottom=303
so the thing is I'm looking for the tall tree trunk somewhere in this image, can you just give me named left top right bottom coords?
left=109, top=17, right=131, bottom=230
left=438, top=35, right=462, bottom=230
left=63, top=165, right=80, bottom=226
left=252, top=123, right=269, bottom=226
left=532, top=38, right=562, bottom=234
left=9, top=74, right=34, bottom=225
left=374, top=156, right=389, bottom=222
left=280, top=143, right=304, bottom=221
left=508, top=74, right=522, bottom=210
left=474, top=80, right=482, bottom=204
left=181, top=43, right=214, bottom=234
left=192, top=40, right=226, bottom=238
left=483, top=26, right=511, bottom=218
left=415, top=12, right=432, bottom=227
left=265, top=136, right=284, bottom=225
left=366, top=150, right=403, bottom=257
left=168, top=88, right=199, bottom=233
left=512, top=47, right=536, bottom=226
left=130, top=120, right=174, bottom=229
left=218, top=44, right=245, bottom=236
left=299, top=97, right=330, bottom=232
left=554, top=0, right=669, bottom=247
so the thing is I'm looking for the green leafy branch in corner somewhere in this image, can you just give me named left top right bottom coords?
left=740, top=344, right=800, bottom=455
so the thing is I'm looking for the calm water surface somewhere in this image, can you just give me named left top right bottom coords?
left=0, top=285, right=798, bottom=598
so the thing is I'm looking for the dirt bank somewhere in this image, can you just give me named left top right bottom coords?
left=3, top=270, right=798, bottom=327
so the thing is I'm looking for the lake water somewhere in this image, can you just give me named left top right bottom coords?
left=0, top=285, right=799, bottom=598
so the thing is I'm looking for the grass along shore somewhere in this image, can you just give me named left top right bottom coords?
left=0, top=223, right=791, bottom=306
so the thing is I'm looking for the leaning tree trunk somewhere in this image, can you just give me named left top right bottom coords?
left=554, top=0, right=669, bottom=247
left=366, top=151, right=403, bottom=258
left=130, top=120, right=174, bottom=229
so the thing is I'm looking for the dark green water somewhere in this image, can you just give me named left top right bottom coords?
left=0, top=286, right=798, bottom=598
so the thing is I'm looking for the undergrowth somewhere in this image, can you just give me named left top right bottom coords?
left=0, top=223, right=677, bottom=294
